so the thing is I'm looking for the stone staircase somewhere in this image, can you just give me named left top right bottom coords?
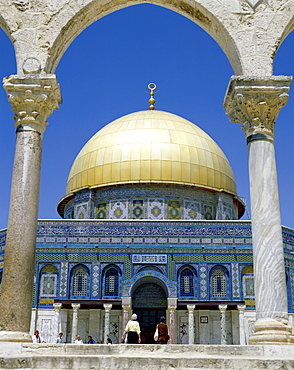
left=0, top=343, right=294, bottom=369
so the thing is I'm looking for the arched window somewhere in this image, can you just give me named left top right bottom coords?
left=211, top=267, right=228, bottom=298
left=40, top=264, right=58, bottom=298
left=104, top=267, right=120, bottom=297
left=179, top=267, right=195, bottom=297
left=71, top=265, right=89, bottom=298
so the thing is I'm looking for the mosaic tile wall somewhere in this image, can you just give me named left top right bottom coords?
left=64, top=185, right=239, bottom=220
left=1, top=221, right=294, bottom=312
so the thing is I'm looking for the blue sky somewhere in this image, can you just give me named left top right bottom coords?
left=0, top=4, right=294, bottom=229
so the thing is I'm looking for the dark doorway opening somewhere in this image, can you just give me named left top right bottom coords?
left=132, top=282, right=167, bottom=344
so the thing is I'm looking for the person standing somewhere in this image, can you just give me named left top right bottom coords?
left=121, top=313, right=141, bottom=343
left=32, top=330, right=45, bottom=343
left=87, top=335, right=96, bottom=344
left=74, top=335, right=83, bottom=344
left=56, top=332, right=63, bottom=344
left=156, top=316, right=169, bottom=344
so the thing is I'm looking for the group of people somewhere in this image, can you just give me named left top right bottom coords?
left=122, top=314, right=169, bottom=344
left=33, top=315, right=168, bottom=345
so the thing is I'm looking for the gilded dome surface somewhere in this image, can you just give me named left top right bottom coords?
left=66, top=110, right=237, bottom=195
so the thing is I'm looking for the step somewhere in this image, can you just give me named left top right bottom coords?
left=0, top=343, right=294, bottom=370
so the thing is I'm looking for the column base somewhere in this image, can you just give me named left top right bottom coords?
left=0, top=331, right=32, bottom=342
left=249, top=318, right=294, bottom=345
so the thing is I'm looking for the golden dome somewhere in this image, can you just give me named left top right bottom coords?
left=65, top=110, right=237, bottom=195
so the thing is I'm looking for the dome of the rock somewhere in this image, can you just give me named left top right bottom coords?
left=66, top=110, right=236, bottom=194
left=58, top=109, right=244, bottom=220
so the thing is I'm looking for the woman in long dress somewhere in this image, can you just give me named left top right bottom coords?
left=122, top=313, right=141, bottom=343
left=156, top=316, right=169, bottom=344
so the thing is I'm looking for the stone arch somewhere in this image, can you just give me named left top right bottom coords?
left=44, top=1, right=242, bottom=74
left=131, top=276, right=168, bottom=310
left=0, top=13, right=15, bottom=45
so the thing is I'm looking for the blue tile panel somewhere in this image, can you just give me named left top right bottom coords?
left=1, top=221, right=294, bottom=312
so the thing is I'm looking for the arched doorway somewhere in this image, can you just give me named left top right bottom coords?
left=132, top=280, right=167, bottom=344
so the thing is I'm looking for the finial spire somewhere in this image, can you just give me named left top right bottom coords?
left=148, top=83, right=157, bottom=110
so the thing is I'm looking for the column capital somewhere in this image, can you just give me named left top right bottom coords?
left=187, top=304, right=195, bottom=312
left=223, top=76, right=292, bottom=143
left=122, top=304, right=131, bottom=312
left=71, top=303, right=80, bottom=312
left=3, top=74, right=62, bottom=134
left=53, top=303, right=62, bottom=312
left=103, top=303, right=112, bottom=312
left=237, top=304, right=246, bottom=312
left=168, top=305, right=177, bottom=313
left=218, top=304, right=227, bottom=313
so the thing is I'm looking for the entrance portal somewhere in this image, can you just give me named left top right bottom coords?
left=132, top=282, right=167, bottom=344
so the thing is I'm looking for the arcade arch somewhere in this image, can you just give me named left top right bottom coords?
left=0, top=0, right=294, bottom=346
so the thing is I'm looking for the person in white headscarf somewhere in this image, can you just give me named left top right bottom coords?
left=121, top=313, right=141, bottom=344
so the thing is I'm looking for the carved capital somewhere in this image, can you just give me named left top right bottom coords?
left=218, top=304, right=227, bottom=313
left=187, top=304, right=195, bottom=312
left=168, top=305, right=177, bottom=313
left=103, top=303, right=112, bottom=312
left=122, top=304, right=131, bottom=312
left=53, top=303, right=62, bottom=312
left=3, top=74, right=62, bottom=134
left=224, top=76, right=292, bottom=143
left=71, top=303, right=80, bottom=312
left=237, top=304, right=246, bottom=313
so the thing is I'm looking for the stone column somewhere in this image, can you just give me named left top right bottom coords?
left=71, top=303, right=80, bottom=343
left=187, top=304, right=195, bottom=344
left=103, top=303, right=112, bottom=343
left=53, top=303, right=62, bottom=343
left=237, top=304, right=246, bottom=345
left=168, top=298, right=177, bottom=344
left=0, top=75, right=61, bottom=342
left=219, top=304, right=227, bottom=345
left=122, top=304, right=131, bottom=331
left=224, top=76, right=294, bottom=345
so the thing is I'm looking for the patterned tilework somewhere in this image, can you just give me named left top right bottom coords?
left=92, top=263, right=100, bottom=297
left=243, top=275, right=255, bottom=300
left=183, top=201, right=201, bottom=220
left=60, top=262, right=68, bottom=297
left=75, top=202, right=89, bottom=219
left=223, top=206, right=232, bottom=220
left=290, top=272, right=294, bottom=309
left=96, top=203, right=107, bottom=219
left=168, top=255, right=174, bottom=280
left=131, top=199, right=144, bottom=219
left=199, top=263, right=208, bottom=299
left=109, top=200, right=128, bottom=219
left=231, top=263, right=240, bottom=298
left=147, top=198, right=165, bottom=219
left=203, top=204, right=214, bottom=220
left=168, top=200, right=181, bottom=220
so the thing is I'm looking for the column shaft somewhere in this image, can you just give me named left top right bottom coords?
left=53, top=303, right=62, bottom=343
left=237, top=305, right=246, bottom=345
left=0, top=75, right=61, bottom=342
left=219, top=305, right=227, bottom=345
left=0, top=131, right=42, bottom=341
left=104, top=304, right=112, bottom=343
left=71, top=303, right=80, bottom=343
left=224, top=76, right=294, bottom=344
left=187, top=305, right=195, bottom=344
left=249, top=141, right=287, bottom=319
